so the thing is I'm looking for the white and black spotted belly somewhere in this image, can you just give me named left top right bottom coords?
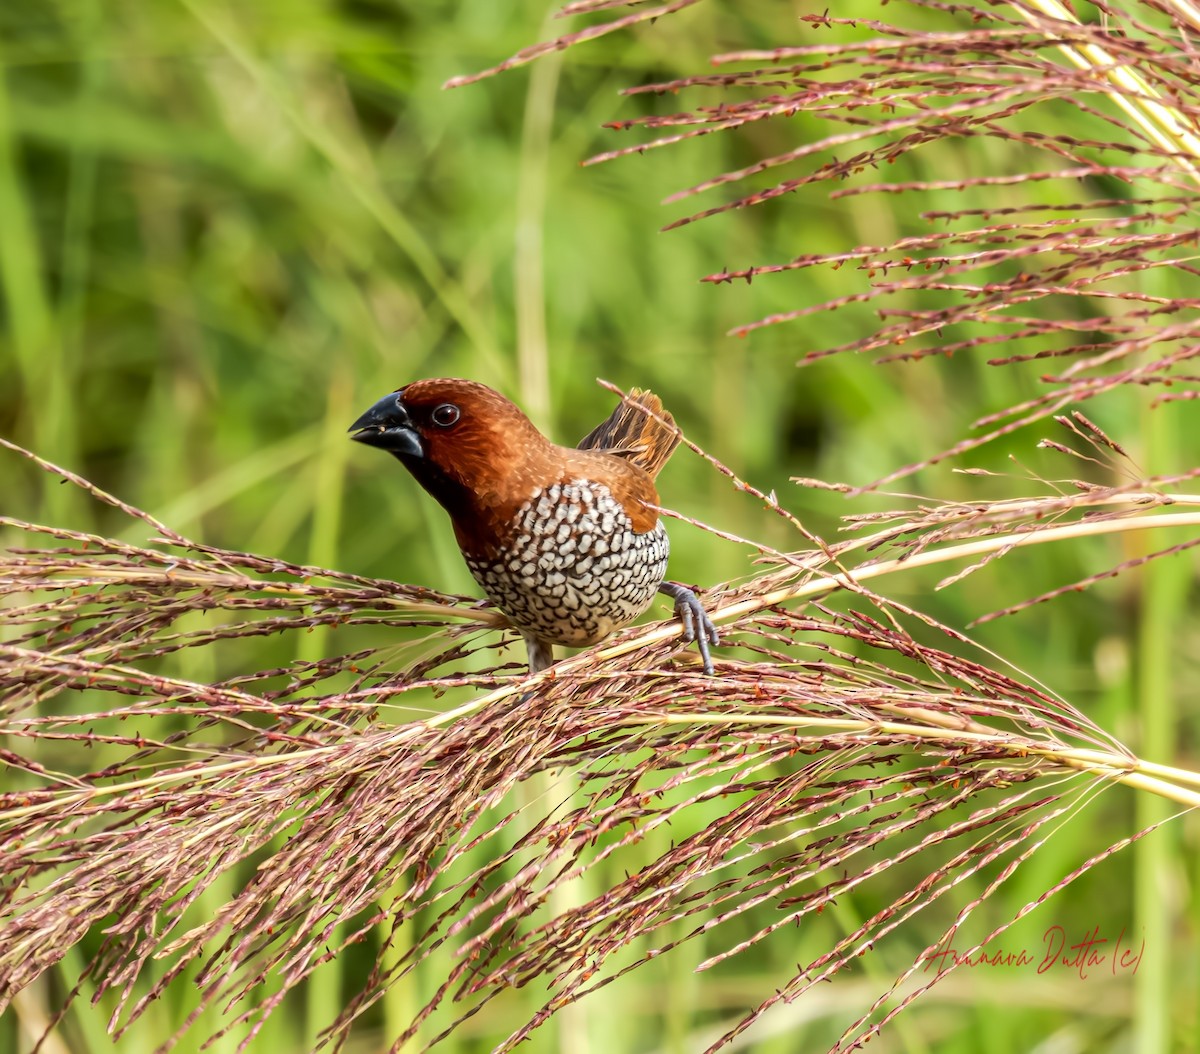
left=464, top=480, right=669, bottom=647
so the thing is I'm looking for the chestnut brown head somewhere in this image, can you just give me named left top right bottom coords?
left=350, top=378, right=548, bottom=520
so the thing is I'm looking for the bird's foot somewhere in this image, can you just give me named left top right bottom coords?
left=658, top=581, right=719, bottom=675
left=522, top=633, right=556, bottom=675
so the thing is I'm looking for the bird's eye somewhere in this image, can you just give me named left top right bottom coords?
left=431, top=403, right=461, bottom=428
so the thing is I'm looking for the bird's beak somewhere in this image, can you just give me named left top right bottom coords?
left=348, top=392, right=424, bottom=458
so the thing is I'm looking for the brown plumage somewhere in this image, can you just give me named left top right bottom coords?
left=576, top=388, right=679, bottom=476
left=349, top=379, right=718, bottom=673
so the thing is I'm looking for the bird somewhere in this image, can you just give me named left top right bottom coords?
left=348, top=378, right=718, bottom=674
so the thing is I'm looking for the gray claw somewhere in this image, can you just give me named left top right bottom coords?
left=658, top=581, right=718, bottom=675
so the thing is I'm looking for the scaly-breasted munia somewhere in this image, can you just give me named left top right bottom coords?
left=349, top=379, right=718, bottom=674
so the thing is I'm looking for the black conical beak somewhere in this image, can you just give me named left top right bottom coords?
left=348, top=392, right=424, bottom=459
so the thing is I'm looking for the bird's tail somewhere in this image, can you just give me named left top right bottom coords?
left=576, top=388, right=680, bottom=479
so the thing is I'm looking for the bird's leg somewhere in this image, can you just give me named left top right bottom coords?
left=522, top=633, right=556, bottom=675
left=657, top=581, right=719, bottom=675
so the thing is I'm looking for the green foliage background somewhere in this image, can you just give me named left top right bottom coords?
left=1, top=1, right=1196, bottom=1051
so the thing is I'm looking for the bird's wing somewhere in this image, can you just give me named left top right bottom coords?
left=576, top=388, right=680, bottom=479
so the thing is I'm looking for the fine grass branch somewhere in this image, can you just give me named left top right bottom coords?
left=455, top=0, right=1200, bottom=481
left=1, top=427, right=1196, bottom=1052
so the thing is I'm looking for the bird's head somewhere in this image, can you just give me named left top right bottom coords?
left=349, top=378, right=551, bottom=529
